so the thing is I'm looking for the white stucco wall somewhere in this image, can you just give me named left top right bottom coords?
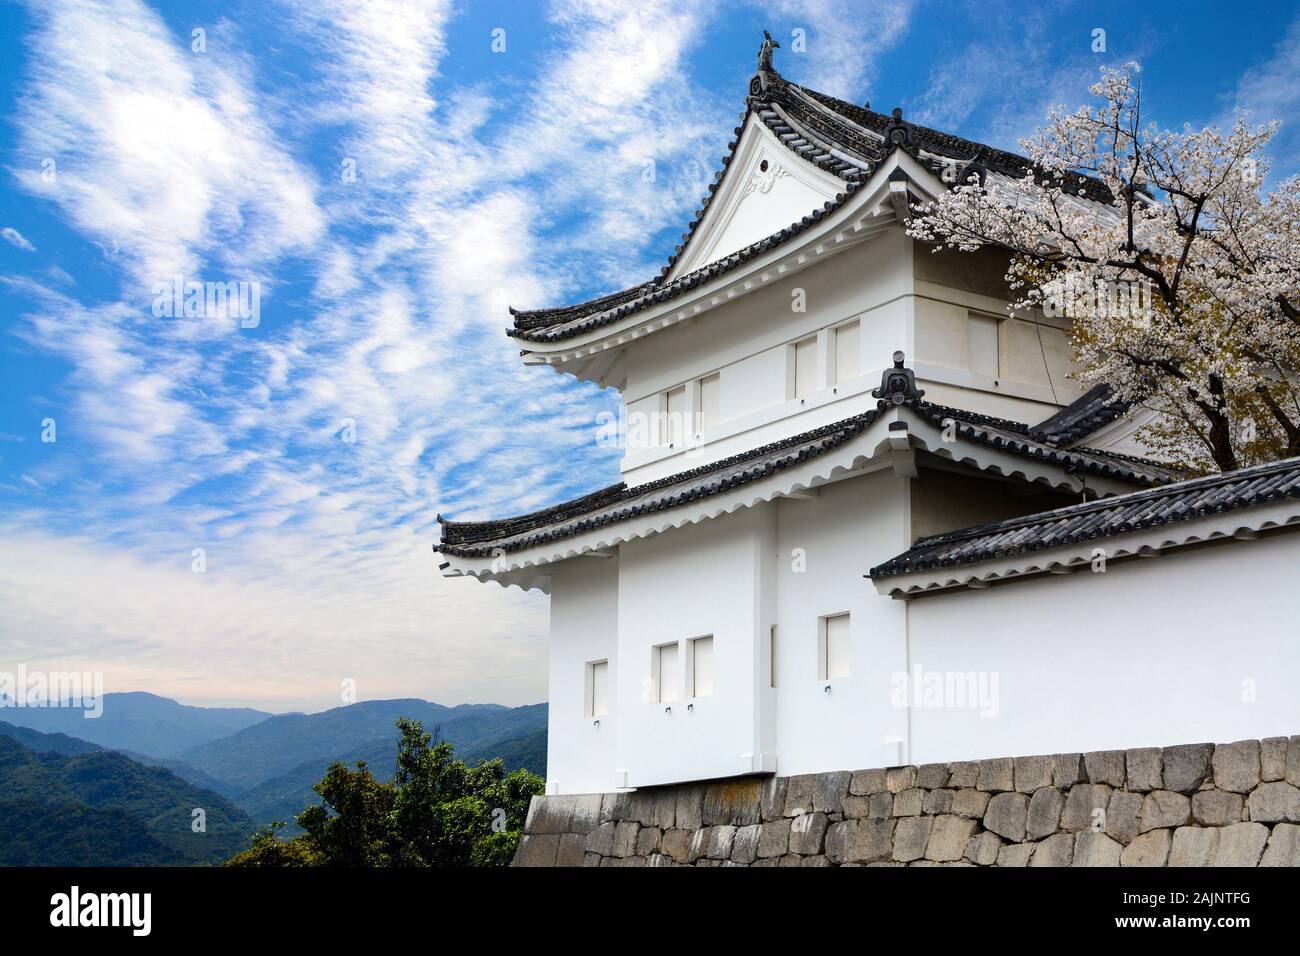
left=614, top=505, right=776, bottom=788
left=546, top=557, right=619, bottom=795
left=903, top=532, right=1300, bottom=764
left=773, top=469, right=912, bottom=774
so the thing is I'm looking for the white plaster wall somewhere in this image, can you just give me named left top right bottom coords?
left=904, top=533, right=1300, bottom=764
left=773, top=469, right=913, bottom=774
left=546, top=557, right=619, bottom=794
left=614, top=505, right=775, bottom=788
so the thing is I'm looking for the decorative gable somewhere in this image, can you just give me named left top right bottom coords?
left=665, top=112, right=844, bottom=281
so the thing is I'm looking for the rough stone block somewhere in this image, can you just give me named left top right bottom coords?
left=1105, top=791, right=1143, bottom=845
left=925, top=815, right=977, bottom=862
left=892, top=816, right=931, bottom=863
left=556, top=832, right=587, bottom=867
left=1213, top=821, right=1268, bottom=866
left=1140, top=790, right=1191, bottom=833
left=811, top=771, right=852, bottom=813
left=1084, top=750, right=1126, bottom=788
left=635, top=826, right=661, bottom=857
left=778, top=854, right=801, bottom=867
left=1260, top=822, right=1300, bottom=866
left=1212, top=740, right=1261, bottom=794
left=759, top=777, right=787, bottom=822
left=688, top=827, right=709, bottom=861
left=675, top=785, right=704, bottom=830
left=802, top=855, right=832, bottom=867
left=1261, top=737, right=1288, bottom=782
left=869, top=792, right=894, bottom=819
left=524, top=795, right=573, bottom=834
left=886, top=766, right=917, bottom=794
left=706, top=824, right=736, bottom=860
left=1061, top=784, right=1112, bottom=832
left=952, top=788, right=991, bottom=819
left=612, top=820, right=640, bottom=857
left=1073, top=831, right=1121, bottom=866
left=1161, top=742, right=1214, bottom=793
left=965, top=831, right=1003, bottom=866
left=757, top=819, right=790, bottom=859
left=849, top=768, right=888, bottom=796
left=789, top=811, right=829, bottom=855
left=826, top=818, right=894, bottom=864
left=1027, top=786, right=1065, bottom=840
left=628, top=789, right=676, bottom=828
left=1029, top=832, right=1075, bottom=866
left=842, top=795, right=872, bottom=819
left=893, top=788, right=924, bottom=817
left=949, top=761, right=980, bottom=788
left=583, top=852, right=602, bottom=867
left=996, top=843, right=1034, bottom=867
left=1168, top=826, right=1217, bottom=866
left=917, top=763, right=951, bottom=790
left=1124, top=748, right=1162, bottom=792
left=1052, top=753, right=1086, bottom=789
left=977, top=757, right=1015, bottom=792
left=1192, top=789, right=1243, bottom=827
left=1014, top=754, right=1053, bottom=793
left=584, top=821, right=616, bottom=856
left=783, top=774, right=818, bottom=816
left=1288, top=736, right=1300, bottom=787
left=983, top=791, right=1029, bottom=842
left=660, top=828, right=694, bottom=863
left=1121, top=829, right=1171, bottom=867
left=600, top=790, right=630, bottom=823
left=703, top=779, right=762, bottom=826
left=647, top=853, right=674, bottom=867
left=731, top=824, right=760, bottom=864
left=1246, top=781, right=1300, bottom=823
left=924, top=788, right=955, bottom=815
left=513, top=833, right=560, bottom=867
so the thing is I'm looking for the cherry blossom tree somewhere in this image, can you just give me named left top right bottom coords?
left=908, top=64, right=1300, bottom=473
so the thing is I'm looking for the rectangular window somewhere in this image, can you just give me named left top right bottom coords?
left=662, top=385, right=687, bottom=446
left=698, top=373, right=720, bottom=432
left=793, top=336, right=818, bottom=398
left=588, top=660, right=608, bottom=717
left=654, top=642, right=680, bottom=703
left=690, top=635, right=714, bottom=698
left=769, top=625, right=777, bottom=688
left=833, top=321, right=860, bottom=384
left=819, top=613, right=851, bottom=681
left=968, top=312, right=1000, bottom=379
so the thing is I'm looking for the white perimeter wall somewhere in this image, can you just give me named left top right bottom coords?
left=905, top=532, right=1300, bottom=764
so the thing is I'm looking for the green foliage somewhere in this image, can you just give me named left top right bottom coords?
left=0, top=734, right=256, bottom=866
left=225, top=717, right=543, bottom=867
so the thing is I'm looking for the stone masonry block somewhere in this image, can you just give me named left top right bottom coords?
left=1212, top=740, right=1261, bottom=794
left=1084, top=750, right=1126, bottom=788
left=1161, top=743, right=1214, bottom=793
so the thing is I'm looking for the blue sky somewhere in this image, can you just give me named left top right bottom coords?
left=1, top=0, right=1298, bottom=713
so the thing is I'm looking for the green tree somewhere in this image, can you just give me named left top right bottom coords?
left=224, top=717, right=542, bottom=868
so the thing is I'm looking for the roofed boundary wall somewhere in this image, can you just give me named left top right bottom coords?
left=513, top=736, right=1300, bottom=866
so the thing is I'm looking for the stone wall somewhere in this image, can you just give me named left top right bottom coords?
left=513, top=736, right=1300, bottom=866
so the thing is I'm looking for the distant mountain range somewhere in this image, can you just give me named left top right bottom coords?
left=0, top=692, right=549, bottom=855
left=0, top=692, right=272, bottom=755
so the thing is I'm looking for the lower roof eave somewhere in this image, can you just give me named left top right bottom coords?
left=870, top=496, right=1300, bottom=599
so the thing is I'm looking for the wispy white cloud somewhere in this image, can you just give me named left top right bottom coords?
left=1226, top=12, right=1300, bottom=176
left=1, top=227, right=35, bottom=252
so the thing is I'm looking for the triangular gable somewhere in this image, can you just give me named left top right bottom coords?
left=666, top=111, right=845, bottom=281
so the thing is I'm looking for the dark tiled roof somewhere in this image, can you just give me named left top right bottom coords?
left=910, top=400, right=1179, bottom=486
left=438, top=377, right=1178, bottom=560
left=508, top=58, right=1118, bottom=344
left=1027, top=383, right=1131, bottom=447
left=437, top=411, right=880, bottom=557
left=870, top=455, right=1300, bottom=580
